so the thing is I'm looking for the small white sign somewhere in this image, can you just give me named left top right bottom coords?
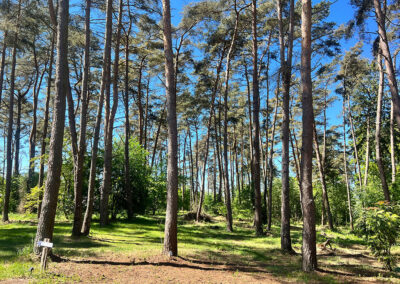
left=37, top=241, right=53, bottom=248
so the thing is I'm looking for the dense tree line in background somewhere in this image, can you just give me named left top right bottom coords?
left=0, top=0, right=398, bottom=272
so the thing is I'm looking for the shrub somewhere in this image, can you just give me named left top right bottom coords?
left=355, top=201, right=400, bottom=270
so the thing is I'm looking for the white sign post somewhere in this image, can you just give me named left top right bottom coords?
left=38, top=238, right=53, bottom=271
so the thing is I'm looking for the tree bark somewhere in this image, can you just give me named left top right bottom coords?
left=313, top=123, right=333, bottom=230
left=278, top=0, right=294, bottom=251
left=343, top=96, right=354, bottom=230
left=0, top=30, right=8, bottom=109
left=124, top=11, right=133, bottom=219
left=34, top=0, right=69, bottom=253
left=71, top=0, right=91, bottom=236
left=3, top=0, right=22, bottom=222
left=100, top=0, right=122, bottom=226
left=267, top=85, right=279, bottom=231
left=162, top=0, right=179, bottom=256
left=373, top=0, right=400, bottom=130
left=300, top=0, right=317, bottom=271
left=375, top=52, right=390, bottom=201
left=390, top=101, right=396, bottom=184
left=28, top=42, right=46, bottom=191
left=38, top=33, right=55, bottom=218
left=81, top=0, right=113, bottom=234
left=196, top=48, right=225, bottom=221
left=251, top=0, right=263, bottom=236
left=363, top=116, right=370, bottom=187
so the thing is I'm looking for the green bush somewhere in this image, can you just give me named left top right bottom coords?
left=355, top=201, right=400, bottom=271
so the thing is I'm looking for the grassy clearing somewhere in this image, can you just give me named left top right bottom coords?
left=0, top=213, right=399, bottom=283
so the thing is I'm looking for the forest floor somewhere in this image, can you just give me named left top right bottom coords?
left=0, top=213, right=399, bottom=283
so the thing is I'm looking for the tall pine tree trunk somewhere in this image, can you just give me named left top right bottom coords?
left=72, top=0, right=91, bottom=236
left=81, top=0, right=113, bottom=234
left=3, top=0, right=21, bottom=222
left=38, top=33, right=55, bottom=218
left=278, top=0, right=294, bottom=252
left=100, top=0, right=122, bottom=226
left=34, top=0, right=69, bottom=253
left=373, top=0, right=400, bottom=129
left=343, top=96, right=354, bottom=230
left=252, top=0, right=263, bottom=236
left=300, top=0, right=317, bottom=271
left=162, top=0, right=179, bottom=256
left=375, top=52, right=390, bottom=201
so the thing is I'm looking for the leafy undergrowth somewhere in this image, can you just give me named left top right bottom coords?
left=0, top=213, right=399, bottom=283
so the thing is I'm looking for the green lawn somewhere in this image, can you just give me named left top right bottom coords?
left=0, top=213, right=399, bottom=283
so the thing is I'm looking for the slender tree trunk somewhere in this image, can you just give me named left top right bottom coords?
left=222, top=0, right=242, bottom=232
left=278, top=0, right=294, bottom=251
left=182, top=134, right=187, bottom=210
left=34, top=0, right=69, bottom=253
left=215, top=108, right=223, bottom=203
left=300, top=0, right=317, bottom=271
left=100, top=0, right=122, bottom=226
left=71, top=0, right=91, bottom=236
left=313, top=123, right=333, bottom=230
left=390, top=101, right=396, bottom=184
left=343, top=98, right=354, bottom=230
left=346, top=96, right=363, bottom=189
left=3, top=0, right=21, bottom=222
left=14, top=92, right=23, bottom=177
left=196, top=48, right=225, bottom=221
left=162, top=0, right=178, bottom=256
left=188, top=128, right=195, bottom=209
left=375, top=52, right=390, bottom=201
left=124, top=9, right=133, bottom=219
left=267, top=88, right=279, bottom=231
left=150, top=105, right=166, bottom=170
left=244, top=63, right=253, bottom=168
left=373, top=0, right=400, bottom=129
left=0, top=30, right=7, bottom=109
left=144, top=77, right=150, bottom=152
left=28, top=42, right=46, bottom=191
left=251, top=0, right=263, bottom=236
left=364, top=116, right=370, bottom=187
left=38, top=33, right=55, bottom=218
left=137, top=57, right=145, bottom=145
left=81, top=0, right=112, bottom=235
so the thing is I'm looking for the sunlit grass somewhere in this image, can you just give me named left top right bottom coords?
left=0, top=213, right=399, bottom=283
